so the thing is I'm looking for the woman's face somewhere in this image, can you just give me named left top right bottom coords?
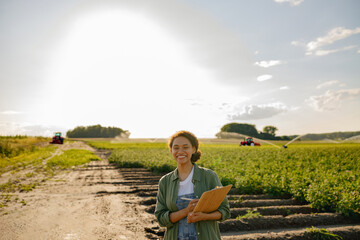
left=171, top=136, right=196, bottom=166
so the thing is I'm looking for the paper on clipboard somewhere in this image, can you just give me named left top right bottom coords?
left=193, top=184, right=232, bottom=213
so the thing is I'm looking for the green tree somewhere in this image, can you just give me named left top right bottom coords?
left=221, top=123, right=259, bottom=137
left=66, top=125, right=128, bottom=138
left=262, top=126, right=278, bottom=136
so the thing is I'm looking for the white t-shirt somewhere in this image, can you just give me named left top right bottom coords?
left=178, top=166, right=194, bottom=196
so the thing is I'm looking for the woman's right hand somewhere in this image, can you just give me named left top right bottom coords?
left=170, top=199, right=199, bottom=223
left=186, top=199, right=199, bottom=214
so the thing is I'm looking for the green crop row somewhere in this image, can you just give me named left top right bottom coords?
left=0, top=145, right=56, bottom=176
left=0, top=136, right=49, bottom=158
left=200, top=144, right=360, bottom=217
left=88, top=141, right=360, bottom=217
left=46, top=149, right=101, bottom=169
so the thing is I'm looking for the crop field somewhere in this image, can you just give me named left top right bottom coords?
left=85, top=140, right=360, bottom=239
left=2, top=137, right=359, bottom=239
left=88, top=140, right=360, bottom=217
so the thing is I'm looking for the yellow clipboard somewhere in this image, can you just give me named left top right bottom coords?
left=193, top=184, right=232, bottom=213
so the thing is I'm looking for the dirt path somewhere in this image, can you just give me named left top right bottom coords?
left=0, top=143, right=158, bottom=240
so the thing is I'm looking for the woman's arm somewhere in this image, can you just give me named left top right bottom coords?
left=187, top=210, right=222, bottom=223
left=209, top=170, right=231, bottom=221
left=170, top=199, right=199, bottom=223
left=155, top=179, right=174, bottom=227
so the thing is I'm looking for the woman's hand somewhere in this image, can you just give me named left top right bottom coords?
left=185, top=199, right=199, bottom=214
left=187, top=210, right=223, bottom=223
left=187, top=212, right=206, bottom=223
left=169, top=199, right=199, bottom=223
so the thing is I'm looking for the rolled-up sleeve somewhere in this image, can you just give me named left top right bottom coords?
left=155, top=178, right=174, bottom=228
left=212, top=171, right=231, bottom=221
left=217, top=197, right=230, bottom=221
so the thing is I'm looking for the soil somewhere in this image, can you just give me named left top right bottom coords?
left=0, top=142, right=158, bottom=240
left=1, top=141, right=360, bottom=240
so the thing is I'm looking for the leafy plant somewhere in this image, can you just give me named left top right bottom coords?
left=47, top=149, right=100, bottom=169
left=20, top=199, right=27, bottom=206
left=306, top=226, right=343, bottom=240
left=236, top=210, right=262, bottom=219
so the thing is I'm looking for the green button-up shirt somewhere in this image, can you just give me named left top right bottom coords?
left=155, top=164, right=230, bottom=240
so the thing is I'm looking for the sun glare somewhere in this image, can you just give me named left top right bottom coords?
left=47, top=10, right=190, bottom=96
left=41, top=9, right=227, bottom=136
left=45, top=10, right=196, bottom=106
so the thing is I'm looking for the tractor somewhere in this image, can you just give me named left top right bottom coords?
left=240, top=137, right=261, bottom=146
left=50, top=132, right=64, bottom=144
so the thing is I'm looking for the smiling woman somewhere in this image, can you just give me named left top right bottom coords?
left=155, top=130, right=230, bottom=240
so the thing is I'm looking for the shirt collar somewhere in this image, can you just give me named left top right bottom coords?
left=170, top=163, right=200, bottom=182
left=170, top=168, right=179, bottom=182
left=192, top=164, right=201, bottom=182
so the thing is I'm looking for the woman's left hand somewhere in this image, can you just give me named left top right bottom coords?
left=187, top=212, right=205, bottom=223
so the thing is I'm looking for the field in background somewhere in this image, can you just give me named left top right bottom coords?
left=87, top=139, right=360, bottom=217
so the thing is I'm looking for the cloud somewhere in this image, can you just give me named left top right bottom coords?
left=310, top=49, right=339, bottom=56
left=307, top=27, right=360, bottom=52
left=291, top=41, right=304, bottom=47
left=228, top=102, right=288, bottom=120
left=311, top=45, right=357, bottom=56
left=274, top=0, right=304, bottom=6
left=293, top=27, right=360, bottom=56
left=257, top=74, right=273, bottom=82
left=218, top=103, right=232, bottom=111
left=306, top=88, right=360, bottom=111
left=316, top=80, right=340, bottom=89
left=280, top=86, right=289, bottom=90
left=254, top=60, right=284, bottom=68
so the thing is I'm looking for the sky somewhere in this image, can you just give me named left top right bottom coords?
left=0, top=0, right=359, bottom=138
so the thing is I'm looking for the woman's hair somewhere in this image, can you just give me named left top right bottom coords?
left=168, top=130, right=202, bottom=163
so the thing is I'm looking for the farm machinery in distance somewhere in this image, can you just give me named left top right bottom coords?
left=240, top=137, right=261, bottom=146
left=50, top=132, right=64, bottom=144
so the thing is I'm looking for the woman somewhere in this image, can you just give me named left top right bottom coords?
left=155, top=130, right=230, bottom=240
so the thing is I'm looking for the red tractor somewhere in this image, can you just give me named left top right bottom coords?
left=240, top=137, right=261, bottom=146
left=50, top=132, right=64, bottom=144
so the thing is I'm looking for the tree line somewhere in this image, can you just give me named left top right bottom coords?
left=66, top=124, right=130, bottom=138
left=218, top=123, right=360, bottom=141
left=218, top=123, right=293, bottom=140
left=301, top=131, right=360, bottom=141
